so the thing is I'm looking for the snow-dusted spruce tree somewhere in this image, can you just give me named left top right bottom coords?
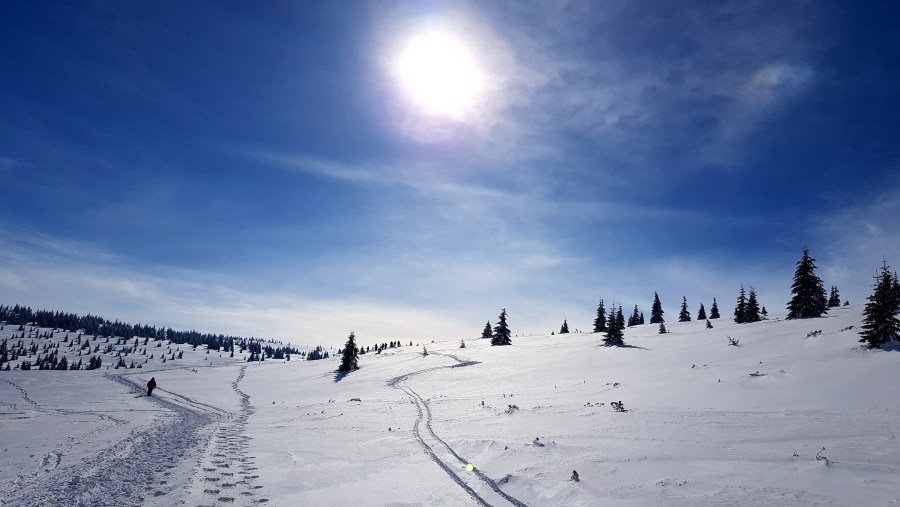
left=697, top=303, right=707, bottom=321
left=710, top=297, right=721, bottom=319
left=786, top=247, right=828, bottom=319
left=650, top=292, right=665, bottom=324
left=859, top=262, right=900, bottom=349
left=734, top=285, right=747, bottom=323
left=678, top=297, right=691, bottom=322
left=828, top=286, right=842, bottom=308
left=491, top=308, right=512, bottom=346
left=604, top=305, right=625, bottom=346
left=593, top=299, right=607, bottom=333
left=338, top=332, right=359, bottom=372
left=559, top=319, right=570, bottom=334
left=481, top=321, right=492, bottom=339
left=745, top=288, right=761, bottom=322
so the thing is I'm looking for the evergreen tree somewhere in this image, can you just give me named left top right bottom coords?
left=761, top=306, right=768, bottom=320
left=650, top=292, right=665, bottom=324
left=734, top=285, right=747, bottom=324
left=827, top=286, right=841, bottom=308
left=491, top=308, right=512, bottom=346
left=678, top=297, right=691, bottom=322
left=705, top=319, right=713, bottom=329
left=658, top=322, right=667, bottom=334
left=627, top=305, right=640, bottom=327
left=481, top=321, right=492, bottom=339
left=639, top=311, right=645, bottom=325
left=745, top=288, right=761, bottom=323
left=786, top=247, right=828, bottom=319
left=559, top=320, right=570, bottom=334
left=710, top=297, right=721, bottom=319
left=338, top=332, right=359, bottom=372
left=603, top=305, right=625, bottom=346
left=593, top=299, right=607, bottom=333
left=859, top=262, right=900, bottom=349
left=697, top=303, right=707, bottom=321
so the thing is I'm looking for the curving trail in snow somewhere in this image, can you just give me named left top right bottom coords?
left=0, top=367, right=269, bottom=507
left=185, top=365, right=270, bottom=506
left=1, top=373, right=215, bottom=506
left=388, top=353, right=528, bottom=507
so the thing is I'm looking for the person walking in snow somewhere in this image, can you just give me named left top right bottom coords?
left=147, top=377, right=157, bottom=396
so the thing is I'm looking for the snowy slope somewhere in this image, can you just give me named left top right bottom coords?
left=1, top=306, right=899, bottom=506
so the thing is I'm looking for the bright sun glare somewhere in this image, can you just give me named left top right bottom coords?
left=395, top=30, right=485, bottom=120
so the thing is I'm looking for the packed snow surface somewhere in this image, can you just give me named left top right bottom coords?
left=1, top=305, right=899, bottom=506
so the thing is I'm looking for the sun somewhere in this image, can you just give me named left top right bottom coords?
left=394, top=30, right=485, bottom=120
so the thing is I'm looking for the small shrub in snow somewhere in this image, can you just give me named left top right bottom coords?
left=505, top=404, right=519, bottom=414
left=816, top=447, right=831, bottom=465
left=727, top=336, right=740, bottom=347
left=571, top=470, right=580, bottom=482
left=611, top=401, right=626, bottom=412
left=806, top=330, right=823, bottom=338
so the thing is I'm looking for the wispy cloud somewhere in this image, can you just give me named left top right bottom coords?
left=413, top=1, right=824, bottom=169
left=814, top=179, right=900, bottom=305
left=0, top=227, right=475, bottom=345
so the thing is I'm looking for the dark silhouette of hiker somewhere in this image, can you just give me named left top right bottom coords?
left=147, top=377, right=157, bottom=396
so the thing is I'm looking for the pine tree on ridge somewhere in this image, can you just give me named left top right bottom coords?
left=650, top=292, right=665, bottom=324
left=859, top=261, right=900, bottom=349
left=492, top=308, right=512, bottom=346
left=593, top=299, right=607, bottom=333
left=678, top=297, right=691, bottom=322
left=734, top=286, right=747, bottom=324
left=338, top=332, right=359, bottom=372
left=604, top=305, right=625, bottom=346
left=786, top=246, right=828, bottom=319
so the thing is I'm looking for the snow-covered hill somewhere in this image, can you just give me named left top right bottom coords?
left=1, top=306, right=898, bottom=506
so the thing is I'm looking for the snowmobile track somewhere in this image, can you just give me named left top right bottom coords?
left=389, top=354, right=528, bottom=507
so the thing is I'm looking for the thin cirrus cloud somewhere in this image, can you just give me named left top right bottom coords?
left=458, top=1, right=821, bottom=170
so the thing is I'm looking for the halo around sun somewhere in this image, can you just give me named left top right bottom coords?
left=393, top=29, right=486, bottom=120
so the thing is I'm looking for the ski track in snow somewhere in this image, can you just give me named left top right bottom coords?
left=0, top=368, right=267, bottom=507
left=388, top=352, right=528, bottom=507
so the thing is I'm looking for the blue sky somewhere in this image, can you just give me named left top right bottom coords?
left=1, top=1, right=899, bottom=346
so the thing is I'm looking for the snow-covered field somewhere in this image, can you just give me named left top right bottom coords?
left=1, top=306, right=899, bottom=506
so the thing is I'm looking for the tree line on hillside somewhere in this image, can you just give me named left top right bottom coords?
left=471, top=247, right=899, bottom=351
left=0, top=305, right=301, bottom=365
left=332, top=247, right=899, bottom=379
